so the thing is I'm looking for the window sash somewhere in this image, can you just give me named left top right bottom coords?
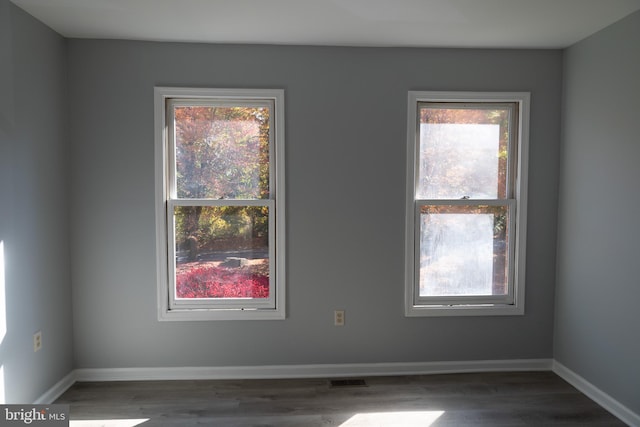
left=412, top=199, right=516, bottom=307
left=415, top=102, right=518, bottom=200
left=166, top=199, right=276, bottom=310
left=167, top=98, right=275, bottom=201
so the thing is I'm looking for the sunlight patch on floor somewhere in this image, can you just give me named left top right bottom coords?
left=70, top=419, right=149, bottom=427
left=340, top=410, right=445, bottom=426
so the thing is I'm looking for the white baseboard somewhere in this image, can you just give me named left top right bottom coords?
left=34, top=371, right=77, bottom=404
left=38, top=358, right=551, bottom=403
left=552, top=360, right=639, bottom=427
left=73, top=358, right=553, bottom=382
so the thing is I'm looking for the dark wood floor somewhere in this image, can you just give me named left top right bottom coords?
left=56, top=371, right=625, bottom=426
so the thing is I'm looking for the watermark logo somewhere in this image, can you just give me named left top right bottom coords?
left=0, top=405, right=68, bottom=426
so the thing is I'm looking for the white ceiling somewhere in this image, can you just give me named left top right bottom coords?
left=10, top=0, right=640, bottom=49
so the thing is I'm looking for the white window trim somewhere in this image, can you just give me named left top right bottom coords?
left=404, top=91, right=530, bottom=317
left=154, top=87, right=286, bottom=321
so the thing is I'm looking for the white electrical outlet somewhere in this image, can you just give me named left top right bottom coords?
left=33, top=331, right=42, bottom=352
left=334, top=310, right=345, bottom=326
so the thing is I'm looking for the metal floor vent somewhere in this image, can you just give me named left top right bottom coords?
left=330, top=379, right=368, bottom=388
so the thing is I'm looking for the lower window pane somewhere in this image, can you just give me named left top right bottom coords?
left=174, top=205, right=269, bottom=299
left=419, top=205, right=508, bottom=297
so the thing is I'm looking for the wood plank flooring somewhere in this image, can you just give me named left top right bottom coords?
left=55, top=371, right=626, bottom=426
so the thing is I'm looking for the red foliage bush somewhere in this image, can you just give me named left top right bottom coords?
left=176, top=266, right=269, bottom=299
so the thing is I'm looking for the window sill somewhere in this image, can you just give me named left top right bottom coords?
left=158, top=307, right=286, bottom=321
left=405, top=303, right=524, bottom=317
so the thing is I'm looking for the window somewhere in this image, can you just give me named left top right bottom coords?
left=405, top=91, right=529, bottom=316
left=155, top=88, right=285, bottom=320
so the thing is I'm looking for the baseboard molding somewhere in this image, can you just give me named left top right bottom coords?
left=552, top=360, right=640, bottom=427
left=34, top=371, right=77, bottom=405
left=38, top=359, right=551, bottom=403
left=73, top=358, right=553, bottom=382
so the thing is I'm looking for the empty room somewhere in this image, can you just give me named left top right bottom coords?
left=1, top=0, right=639, bottom=425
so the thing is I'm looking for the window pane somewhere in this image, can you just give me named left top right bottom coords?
left=174, top=205, right=269, bottom=299
left=417, top=106, right=511, bottom=199
left=174, top=105, right=270, bottom=199
left=419, top=204, right=509, bottom=297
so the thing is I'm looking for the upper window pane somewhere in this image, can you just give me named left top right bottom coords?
left=417, top=105, right=512, bottom=200
left=173, top=104, right=271, bottom=200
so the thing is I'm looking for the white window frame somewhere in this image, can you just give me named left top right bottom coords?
left=405, top=91, right=530, bottom=317
left=154, top=87, right=286, bottom=321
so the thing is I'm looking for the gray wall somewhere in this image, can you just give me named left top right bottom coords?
left=67, top=41, right=562, bottom=368
left=0, top=2, right=73, bottom=403
left=555, top=10, right=640, bottom=415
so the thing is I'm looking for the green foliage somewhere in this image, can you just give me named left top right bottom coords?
left=175, top=205, right=268, bottom=251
